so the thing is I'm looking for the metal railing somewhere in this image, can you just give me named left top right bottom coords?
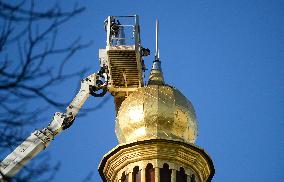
left=105, top=15, right=141, bottom=47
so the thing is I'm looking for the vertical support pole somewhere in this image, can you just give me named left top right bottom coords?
left=171, top=169, right=176, bottom=182
left=106, top=16, right=111, bottom=46
left=155, top=167, right=160, bottom=182
left=141, top=168, right=146, bottom=182
left=134, top=15, right=140, bottom=48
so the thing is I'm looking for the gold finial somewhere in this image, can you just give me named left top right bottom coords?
left=148, top=19, right=165, bottom=85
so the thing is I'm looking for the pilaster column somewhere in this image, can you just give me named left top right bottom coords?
left=187, top=174, right=191, bottom=182
left=141, top=168, right=146, bottom=182
left=128, top=172, right=133, bottom=182
left=155, top=167, right=160, bottom=182
left=171, top=169, right=176, bottom=182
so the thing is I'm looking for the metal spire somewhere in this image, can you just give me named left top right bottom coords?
left=155, top=19, right=159, bottom=61
left=148, top=19, right=165, bottom=85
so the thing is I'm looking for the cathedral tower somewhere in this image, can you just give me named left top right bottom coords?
left=98, top=19, right=214, bottom=182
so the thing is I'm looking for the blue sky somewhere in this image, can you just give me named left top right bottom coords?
left=4, top=0, right=284, bottom=181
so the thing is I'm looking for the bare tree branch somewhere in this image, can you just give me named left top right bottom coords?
left=0, top=0, right=95, bottom=181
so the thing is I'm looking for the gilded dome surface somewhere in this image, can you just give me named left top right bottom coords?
left=115, top=84, right=198, bottom=144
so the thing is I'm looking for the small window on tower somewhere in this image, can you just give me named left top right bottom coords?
left=146, top=163, right=155, bottom=182
left=191, top=174, right=196, bottom=182
left=133, top=166, right=141, bottom=182
left=176, top=167, right=187, bottom=182
left=121, top=172, right=128, bottom=182
left=160, top=163, right=171, bottom=182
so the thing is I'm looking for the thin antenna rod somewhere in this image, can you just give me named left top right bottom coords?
left=155, top=19, right=159, bottom=60
left=149, top=18, right=164, bottom=85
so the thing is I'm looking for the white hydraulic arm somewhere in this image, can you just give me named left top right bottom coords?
left=0, top=73, right=106, bottom=181
left=0, top=15, right=147, bottom=181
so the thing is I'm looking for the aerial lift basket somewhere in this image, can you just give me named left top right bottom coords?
left=99, top=15, right=144, bottom=97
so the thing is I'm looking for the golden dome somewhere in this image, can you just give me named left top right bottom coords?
left=115, top=84, right=198, bottom=144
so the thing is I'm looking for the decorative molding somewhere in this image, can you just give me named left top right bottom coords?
left=99, top=139, right=214, bottom=182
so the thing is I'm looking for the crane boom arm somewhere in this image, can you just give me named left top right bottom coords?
left=0, top=73, right=102, bottom=180
left=0, top=15, right=145, bottom=181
